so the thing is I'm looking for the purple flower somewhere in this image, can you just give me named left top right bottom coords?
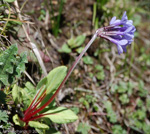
left=97, top=11, right=136, bottom=54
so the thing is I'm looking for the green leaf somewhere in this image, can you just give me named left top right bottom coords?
left=96, top=72, right=105, bottom=80
left=143, top=123, right=150, bottom=134
left=36, top=77, right=47, bottom=91
left=77, top=123, right=91, bottom=134
left=112, top=125, right=127, bottom=134
left=83, top=56, right=93, bottom=65
left=131, top=108, right=146, bottom=121
left=46, top=66, right=67, bottom=93
left=73, top=35, right=86, bottom=48
left=137, top=110, right=146, bottom=120
left=138, top=80, right=148, bottom=97
left=25, top=81, right=35, bottom=90
left=12, top=84, right=22, bottom=104
left=4, top=0, right=15, bottom=3
left=105, top=101, right=117, bottom=123
left=28, top=121, right=49, bottom=129
left=8, top=132, right=16, bottom=134
left=79, top=97, right=89, bottom=109
left=45, top=128, right=61, bottom=134
left=67, top=35, right=85, bottom=49
left=58, top=44, right=72, bottom=53
left=16, top=52, right=28, bottom=78
left=35, top=77, right=48, bottom=108
left=36, top=128, right=61, bottom=134
left=13, top=114, right=25, bottom=127
left=71, top=107, right=80, bottom=114
left=117, top=82, right=128, bottom=93
left=21, top=82, right=36, bottom=110
left=119, top=94, right=129, bottom=105
left=76, top=47, right=84, bottom=54
left=136, top=98, right=143, bottom=107
left=134, top=119, right=143, bottom=129
left=0, top=110, right=8, bottom=123
left=39, top=66, right=67, bottom=109
left=128, top=81, right=134, bottom=95
left=42, top=107, right=78, bottom=124
left=20, top=66, right=66, bottom=113
left=67, top=37, right=76, bottom=48
left=95, top=65, right=105, bottom=80
left=0, top=44, right=27, bottom=88
left=0, top=44, right=17, bottom=86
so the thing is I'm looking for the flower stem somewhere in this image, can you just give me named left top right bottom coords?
left=24, top=32, right=98, bottom=122
left=23, top=86, right=44, bottom=116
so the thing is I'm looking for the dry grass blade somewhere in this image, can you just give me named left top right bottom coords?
left=30, top=42, right=47, bottom=76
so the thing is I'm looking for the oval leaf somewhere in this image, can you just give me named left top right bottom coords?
left=39, top=66, right=67, bottom=108
left=75, top=35, right=86, bottom=47
left=83, top=56, right=93, bottom=65
left=58, top=44, right=71, bottom=53
left=28, top=121, right=49, bottom=129
left=12, top=84, right=22, bottom=104
left=42, top=107, right=78, bottom=124
left=13, top=114, right=25, bottom=127
left=47, top=66, right=67, bottom=93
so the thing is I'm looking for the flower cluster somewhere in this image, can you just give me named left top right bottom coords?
left=97, top=11, right=136, bottom=54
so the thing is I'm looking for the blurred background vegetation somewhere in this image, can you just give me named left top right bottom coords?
left=0, top=0, right=150, bottom=134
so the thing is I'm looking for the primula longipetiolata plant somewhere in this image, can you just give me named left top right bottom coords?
left=13, top=11, right=135, bottom=131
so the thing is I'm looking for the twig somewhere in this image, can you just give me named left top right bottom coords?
left=20, top=0, right=29, bottom=12
left=1, top=18, right=34, bottom=24
left=74, top=87, right=93, bottom=93
left=89, top=112, right=107, bottom=116
left=30, top=42, right=47, bottom=76
left=90, top=125, right=100, bottom=132
left=24, top=71, right=36, bottom=86
left=35, top=29, right=54, bottom=67
left=63, top=124, right=69, bottom=134
left=48, top=33, right=60, bottom=50
left=0, top=34, right=12, bottom=45
left=44, top=9, right=50, bottom=30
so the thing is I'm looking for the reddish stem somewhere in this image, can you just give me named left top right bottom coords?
left=24, top=85, right=44, bottom=116
left=23, top=91, right=47, bottom=121
left=30, top=92, right=47, bottom=112
left=25, top=113, right=52, bottom=122
left=23, top=32, right=98, bottom=122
